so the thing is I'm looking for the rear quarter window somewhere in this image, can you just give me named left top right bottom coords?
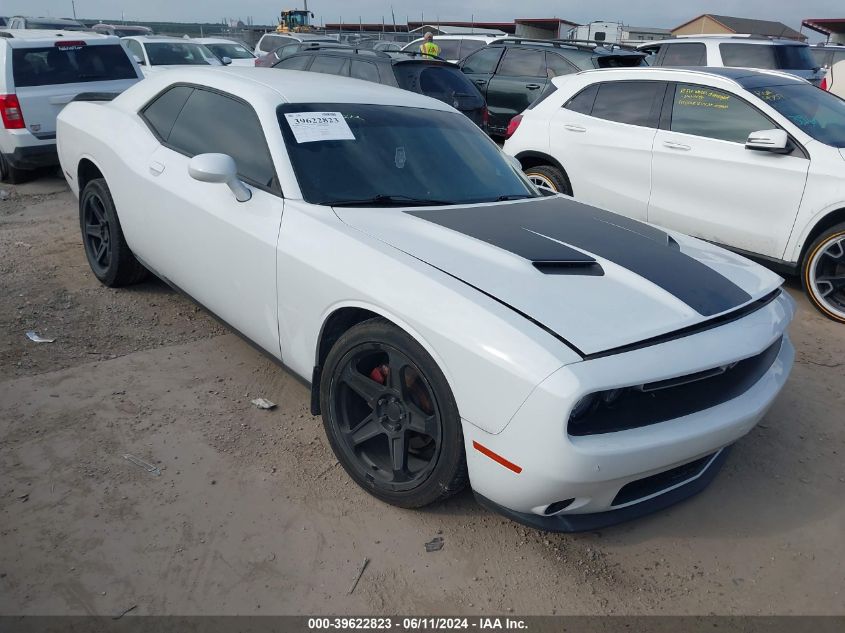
left=719, top=44, right=777, bottom=69
left=396, top=65, right=483, bottom=108
left=12, top=44, right=138, bottom=87
left=661, top=43, right=707, bottom=66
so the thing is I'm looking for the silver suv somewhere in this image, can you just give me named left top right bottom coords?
left=639, top=35, right=824, bottom=85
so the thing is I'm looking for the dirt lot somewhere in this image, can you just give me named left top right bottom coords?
left=1, top=177, right=843, bottom=616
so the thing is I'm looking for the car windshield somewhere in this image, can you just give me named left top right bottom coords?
left=278, top=104, right=538, bottom=206
left=752, top=84, right=845, bottom=148
left=205, top=43, right=255, bottom=60
left=146, top=42, right=216, bottom=66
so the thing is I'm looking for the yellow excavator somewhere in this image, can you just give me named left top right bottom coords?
left=277, top=2, right=315, bottom=33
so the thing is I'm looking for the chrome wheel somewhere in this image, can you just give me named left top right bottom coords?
left=808, top=232, right=845, bottom=321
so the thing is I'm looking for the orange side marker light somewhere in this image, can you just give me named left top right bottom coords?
left=472, top=441, right=523, bottom=474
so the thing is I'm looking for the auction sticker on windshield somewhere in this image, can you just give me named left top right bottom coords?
left=284, top=112, right=355, bottom=143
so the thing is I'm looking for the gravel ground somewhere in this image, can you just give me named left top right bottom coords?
left=0, top=177, right=843, bottom=616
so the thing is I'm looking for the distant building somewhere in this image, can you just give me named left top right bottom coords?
left=409, top=24, right=507, bottom=36
left=802, top=18, right=845, bottom=44
left=623, top=25, right=672, bottom=43
left=672, top=14, right=806, bottom=41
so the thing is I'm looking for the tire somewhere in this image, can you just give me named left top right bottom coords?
left=0, top=154, right=30, bottom=184
left=523, top=164, right=572, bottom=196
left=320, top=318, right=468, bottom=508
left=79, top=178, right=148, bottom=287
left=802, top=223, right=845, bottom=323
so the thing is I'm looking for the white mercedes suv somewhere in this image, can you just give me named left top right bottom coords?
left=504, top=67, right=845, bottom=323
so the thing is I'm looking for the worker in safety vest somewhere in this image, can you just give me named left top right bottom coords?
left=419, top=32, right=441, bottom=57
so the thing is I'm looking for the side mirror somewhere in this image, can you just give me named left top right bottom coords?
left=188, top=153, right=252, bottom=202
left=746, top=129, right=790, bottom=153
left=221, top=56, right=232, bottom=66
left=134, top=55, right=145, bottom=65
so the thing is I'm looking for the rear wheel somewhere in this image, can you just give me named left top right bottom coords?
left=523, top=164, right=572, bottom=196
left=320, top=318, right=468, bottom=508
left=802, top=223, right=845, bottom=323
left=80, top=178, right=148, bottom=287
left=0, top=154, right=29, bottom=184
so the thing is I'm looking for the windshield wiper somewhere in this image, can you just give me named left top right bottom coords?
left=496, top=194, right=534, bottom=201
left=329, top=194, right=454, bottom=207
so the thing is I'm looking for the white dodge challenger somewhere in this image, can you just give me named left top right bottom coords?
left=57, top=67, right=795, bottom=531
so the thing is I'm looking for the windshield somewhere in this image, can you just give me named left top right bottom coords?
left=752, top=84, right=845, bottom=148
left=205, top=43, right=255, bottom=60
left=146, top=42, right=217, bottom=66
left=278, top=104, right=537, bottom=206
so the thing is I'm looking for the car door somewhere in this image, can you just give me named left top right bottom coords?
left=649, top=83, right=810, bottom=259
left=459, top=47, right=504, bottom=108
left=136, top=85, right=285, bottom=356
left=485, top=47, right=548, bottom=134
left=548, top=80, right=666, bottom=221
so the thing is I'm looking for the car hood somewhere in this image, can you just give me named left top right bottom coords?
left=334, top=196, right=783, bottom=356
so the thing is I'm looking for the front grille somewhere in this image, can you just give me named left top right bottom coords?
left=569, top=336, right=783, bottom=436
left=612, top=452, right=716, bottom=507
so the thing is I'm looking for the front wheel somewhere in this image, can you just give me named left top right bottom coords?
left=523, top=164, right=572, bottom=196
left=802, top=223, right=845, bottom=323
left=320, top=319, right=468, bottom=508
left=80, top=178, right=148, bottom=287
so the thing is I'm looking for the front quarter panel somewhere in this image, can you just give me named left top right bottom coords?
left=275, top=201, right=581, bottom=434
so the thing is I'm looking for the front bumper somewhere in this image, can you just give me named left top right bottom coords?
left=463, top=291, right=795, bottom=530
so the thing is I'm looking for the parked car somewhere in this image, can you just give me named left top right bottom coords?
left=459, top=38, right=645, bottom=136
left=504, top=67, right=845, bottom=323
left=253, top=32, right=340, bottom=66
left=6, top=16, right=87, bottom=31
left=639, top=36, right=825, bottom=86
left=91, top=24, right=153, bottom=37
left=402, top=34, right=509, bottom=63
left=273, top=48, right=488, bottom=129
left=193, top=37, right=256, bottom=67
left=56, top=66, right=793, bottom=531
left=0, top=29, right=142, bottom=183
left=372, top=41, right=404, bottom=53
left=121, top=36, right=221, bottom=76
left=255, top=40, right=349, bottom=67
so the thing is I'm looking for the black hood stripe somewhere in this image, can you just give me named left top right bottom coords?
left=406, top=197, right=750, bottom=317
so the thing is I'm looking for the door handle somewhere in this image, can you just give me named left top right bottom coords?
left=473, top=79, right=488, bottom=86
left=563, top=124, right=586, bottom=133
left=663, top=141, right=691, bottom=151
left=526, top=83, right=541, bottom=90
left=148, top=161, right=165, bottom=176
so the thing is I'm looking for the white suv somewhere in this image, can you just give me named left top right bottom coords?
left=639, top=36, right=825, bottom=86
left=504, top=67, right=845, bottom=322
left=1, top=29, right=142, bottom=183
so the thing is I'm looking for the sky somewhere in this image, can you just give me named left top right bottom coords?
left=2, top=0, right=841, bottom=34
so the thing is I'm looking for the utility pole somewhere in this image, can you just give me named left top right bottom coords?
left=71, top=0, right=77, bottom=19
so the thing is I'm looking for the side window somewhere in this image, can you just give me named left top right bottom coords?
left=497, top=48, right=545, bottom=77
left=461, top=46, right=502, bottom=74
left=259, top=35, right=287, bottom=53
left=459, top=39, right=485, bottom=59
left=671, top=83, right=774, bottom=143
left=435, top=40, right=461, bottom=60
left=310, top=55, right=350, bottom=76
left=563, top=83, right=599, bottom=115
left=125, top=39, right=144, bottom=61
left=350, top=60, right=381, bottom=83
left=591, top=81, right=665, bottom=127
left=276, top=54, right=311, bottom=70
left=719, top=44, right=776, bottom=69
left=141, top=86, right=193, bottom=140
left=167, top=89, right=277, bottom=190
left=275, top=44, right=300, bottom=60
left=545, top=52, right=576, bottom=78
left=660, top=43, right=706, bottom=66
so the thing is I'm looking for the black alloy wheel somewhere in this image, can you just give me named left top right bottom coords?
left=82, top=189, right=112, bottom=277
left=320, top=319, right=467, bottom=508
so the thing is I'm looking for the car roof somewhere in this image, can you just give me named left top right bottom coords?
left=287, top=47, right=459, bottom=67
left=126, top=66, right=456, bottom=112
left=16, top=16, right=84, bottom=24
left=124, top=36, right=200, bottom=44
left=570, top=66, right=808, bottom=89
left=193, top=37, right=244, bottom=44
left=651, top=36, right=807, bottom=46
left=490, top=38, right=643, bottom=57
left=262, top=32, right=337, bottom=42
left=0, top=29, right=109, bottom=41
